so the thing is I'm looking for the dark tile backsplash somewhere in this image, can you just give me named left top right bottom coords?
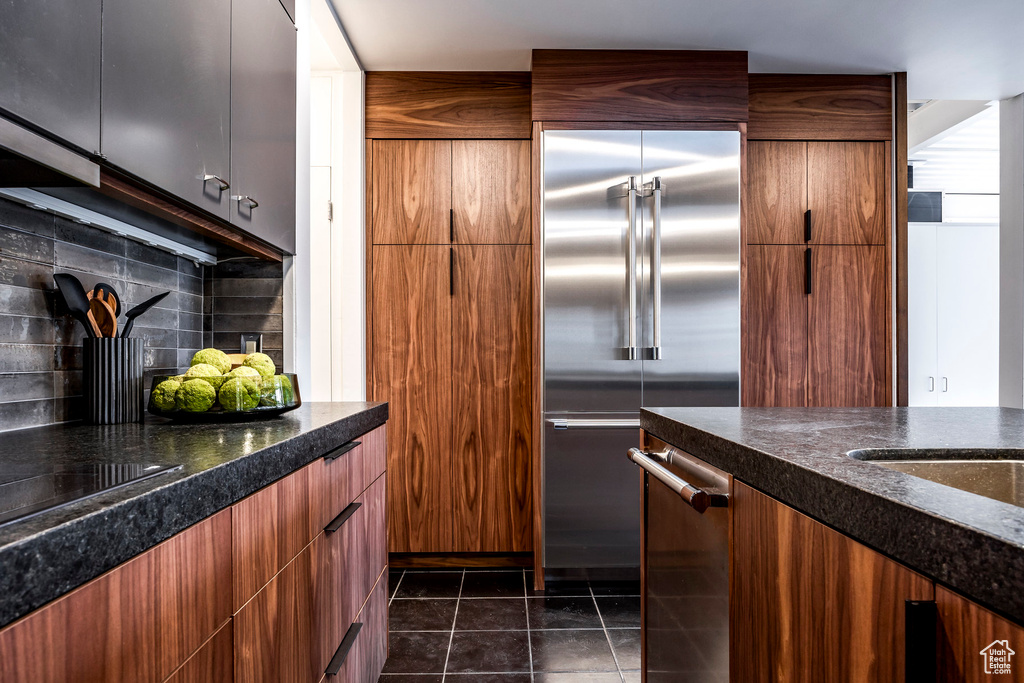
left=0, top=197, right=205, bottom=433
left=203, top=258, right=285, bottom=372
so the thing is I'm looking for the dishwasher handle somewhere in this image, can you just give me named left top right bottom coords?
left=628, top=448, right=728, bottom=514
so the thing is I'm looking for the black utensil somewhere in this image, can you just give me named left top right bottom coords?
left=54, top=273, right=100, bottom=338
left=93, top=282, right=121, bottom=317
left=120, top=291, right=170, bottom=338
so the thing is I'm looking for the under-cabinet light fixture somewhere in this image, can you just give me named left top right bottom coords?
left=0, top=187, right=218, bottom=266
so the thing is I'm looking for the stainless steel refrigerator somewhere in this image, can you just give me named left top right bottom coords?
left=542, top=129, right=741, bottom=573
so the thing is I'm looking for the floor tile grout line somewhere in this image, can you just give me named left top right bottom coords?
left=389, top=569, right=405, bottom=607
left=440, top=569, right=465, bottom=682
left=522, top=569, right=534, bottom=682
left=591, top=584, right=627, bottom=682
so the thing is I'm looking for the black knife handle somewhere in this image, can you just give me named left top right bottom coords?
left=804, top=209, right=812, bottom=242
left=805, top=248, right=812, bottom=295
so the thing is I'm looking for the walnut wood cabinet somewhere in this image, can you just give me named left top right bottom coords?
left=743, top=139, right=890, bottom=407
left=936, top=585, right=1024, bottom=682
left=0, top=425, right=388, bottom=683
left=368, top=138, right=532, bottom=555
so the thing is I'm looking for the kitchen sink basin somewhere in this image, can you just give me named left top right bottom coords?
left=848, top=449, right=1024, bottom=509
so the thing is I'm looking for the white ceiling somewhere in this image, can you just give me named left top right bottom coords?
left=330, top=0, right=1024, bottom=100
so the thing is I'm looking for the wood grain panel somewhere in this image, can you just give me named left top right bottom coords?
left=807, top=141, right=887, bottom=245
left=0, top=548, right=157, bottom=683
left=531, top=50, right=748, bottom=123
left=99, top=169, right=283, bottom=262
left=748, top=74, right=893, bottom=141
left=365, top=71, right=531, bottom=139
left=155, top=509, right=232, bottom=680
left=331, top=569, right=389, bottom=683
left=370, top=245, right=453, bottom=552
left=164, top=621, right=233, bottom=683
left=742, top=246, right=808, bottom=406
left=452, top=140, right=531, bottom=244
left=234, top=544, right=316, bottom=683
left=745, top=141, right=807, bottom=244
left=452, top=245, right=532, bottom=552
left=937, top=585, right=1024, bottom=682
left=390, top=552, right=532, bottom=568
left=232, top=464, right=312, bottom=611
left=309, top=425, right=386, bottom=534
left=808, top=246, right=888, bottom=407
left=731, top=481, right=934, bottom=682
left=371, top=139, right=451, bottom=245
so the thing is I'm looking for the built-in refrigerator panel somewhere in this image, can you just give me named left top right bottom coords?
left=639, top=131, right=741, bottom=408
left=543, top=130, right=643, bottom=413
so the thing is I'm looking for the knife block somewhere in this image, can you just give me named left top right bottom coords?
left=83, top=338, right=145, bottom=424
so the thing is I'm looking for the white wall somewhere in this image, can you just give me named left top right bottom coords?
left=999, top=94, right=1024, bottom=408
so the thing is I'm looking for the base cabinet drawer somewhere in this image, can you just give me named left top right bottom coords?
left=326, top=569, right=388, bottom=683
left=164, top=620, right=233, bottom=683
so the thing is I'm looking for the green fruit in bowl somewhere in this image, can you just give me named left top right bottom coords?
left=260, top=375, right=294, bottom=407
left=191, top=348, right=232, bottom=375
left=176, top=379, right=217, bottom=412
left=242, top=352, right=276, bottom=378
left=185, top=363, right=227, bottom=390
left=227, top=366, right=261, bottom=381
left=151, top=379, right=181, bottom=411
left=219, top=377, right=261, bottom=411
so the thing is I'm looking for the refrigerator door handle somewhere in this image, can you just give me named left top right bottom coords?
left=627, top=176, right=639, bottom=360
left=651, top=176, right=663, bottom=360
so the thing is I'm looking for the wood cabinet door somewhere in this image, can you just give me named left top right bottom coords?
left=742, top=246, right=807, bottom=406
left=807, top=141, right=887, bottom=245
left=745, top=141, right=807, bottom=244
left=234, top=545, right=316, bottom=683
left=936, top=586, right=1024, bottom=682
left=370, top=245, right=453, bottom=552
left=807, top=245, right=888, bottom=406
left=164, top=621, right=233, bottom=683
left=451, top=245, right=532, bottom=552
left=372, top=140, right=452, bottom=244
left=731, top=481, right=934, bottom=682
left=452, top=140, right=531, bottom=244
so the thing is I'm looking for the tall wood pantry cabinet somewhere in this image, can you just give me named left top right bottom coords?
left=369, top=138, right=532, bottom=554
left=743, top=139, right=890, bottom=407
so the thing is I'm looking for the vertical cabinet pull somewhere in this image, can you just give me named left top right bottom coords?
left=324, top=502, right=361, bottom=534
left=804, top=209, right=812, bottom=242
left=449, top=209, right=454, bottom=242
left=325, top=621, right=363, bottom=676
left=449, top=248, right=454, bottom=296
left=928, top=377, right=935, bottom=392
left=804, top=248, right=812, bottom=295
left=942, top=377, right=948, bottom=392
left=650, top=176, right=663, bottom=361
left=626, top=176, right=639, bottom=360
left=904, top=600, right=937, bottom=683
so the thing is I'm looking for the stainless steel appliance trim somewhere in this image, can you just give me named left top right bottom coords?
left=550, top=418, right=641, bottom=430
left=628, top=447, right=729, bottom=513
left=0, top=116, right=100, bottom=187
left=627, top=175, right=639, bottom=360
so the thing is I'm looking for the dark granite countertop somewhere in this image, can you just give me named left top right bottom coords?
left=0, top=402, right=387, bottom=629
left=641, top=407, right=1024, bottom=625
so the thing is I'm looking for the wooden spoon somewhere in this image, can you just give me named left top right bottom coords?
left=88, top=294, right=117, bottom=338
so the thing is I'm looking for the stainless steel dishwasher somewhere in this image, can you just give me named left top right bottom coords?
left=629, top=435, right=731, bottom=683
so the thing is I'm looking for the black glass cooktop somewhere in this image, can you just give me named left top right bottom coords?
left=0, top=462, right=181, bottom=527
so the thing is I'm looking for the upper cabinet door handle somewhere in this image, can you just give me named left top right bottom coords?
left=201, top=174, right=230, bottom=192
left=233, top=195, right=259, bottom=209
left=804, top=209, right=812, bottom=242
left=805, top=248, right=812, bottom=295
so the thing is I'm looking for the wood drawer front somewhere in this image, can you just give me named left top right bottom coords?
left=314, top=473, right=388, bottom=674
left=311, top=425, right=387, bottom=533
left=156, top=509, right=232, bottom=680
left=233, top=463, right=314, bottom=611
left=234, top=544, right=317, bottom=683
left=164, top=620, right=233, bottom=683
left=329, top=569, right=388, bottom=683
left=0, top=548, right=158, bottom=683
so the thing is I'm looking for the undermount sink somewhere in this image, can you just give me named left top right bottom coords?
left=848, top=449, right=1024, bottom=509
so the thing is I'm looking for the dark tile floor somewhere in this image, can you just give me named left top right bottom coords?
left=379, top=568, right=642, bottom=682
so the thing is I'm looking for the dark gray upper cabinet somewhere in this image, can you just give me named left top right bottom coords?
left=0, top=0, right=101, bottom=154
left=102, top=0, right=232, bottom=220
left=230, top=0, right=297, bottom=253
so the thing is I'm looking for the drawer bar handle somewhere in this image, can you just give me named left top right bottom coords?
left=627, top=448, right=728, bottom=514
left=324, top=501, right=361, bottom=534
left=324, top=440, right=361, bottom=462
left=325, top=621, right=363, bottom=676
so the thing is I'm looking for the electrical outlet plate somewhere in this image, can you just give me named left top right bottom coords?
left=240, top=333, right=263, bottom=354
